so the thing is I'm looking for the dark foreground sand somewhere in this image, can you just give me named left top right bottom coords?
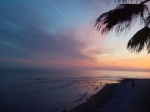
left=69, top=79, right=150, bottom=112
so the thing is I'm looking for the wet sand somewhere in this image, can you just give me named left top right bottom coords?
left=69, top=79, right=150, bottom=112
left=69, top=82, right=117, bottom=112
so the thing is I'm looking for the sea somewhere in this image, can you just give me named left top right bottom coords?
left=0, top=68, right=149, bottom=112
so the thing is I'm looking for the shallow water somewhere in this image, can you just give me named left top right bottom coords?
left=0, top=68, right=149, bottom=112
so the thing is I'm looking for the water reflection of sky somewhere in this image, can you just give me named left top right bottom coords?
left=0, top=69, right=150, bottom=112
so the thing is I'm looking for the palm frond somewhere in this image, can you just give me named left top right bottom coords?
left=127, top=26, right=150, bottom=53
left=95, top=4, right=148, bottom=34
left=144, top=16, right=150, bottom=25
left=147, top=41, right=150, bottom=53
left=105, top=0, right=144, bottom=4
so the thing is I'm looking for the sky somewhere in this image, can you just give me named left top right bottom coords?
left=0, top=0, right=150, bottom=71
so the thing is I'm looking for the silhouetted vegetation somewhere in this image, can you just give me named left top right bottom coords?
left=95, top=0, right=150, bottom=53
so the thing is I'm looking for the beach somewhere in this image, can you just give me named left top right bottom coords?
left=0, top=68, right=121, bottom=112
left=70, top=79, right=150, bottom=112
left=1, top=69, right=150, bottom=112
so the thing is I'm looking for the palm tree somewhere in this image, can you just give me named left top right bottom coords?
left=95, top=0, right=150, bottom=53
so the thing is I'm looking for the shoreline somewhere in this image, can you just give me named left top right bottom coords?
left=68, top=79, right=121, bottom=112
left=69, top=78, right=150, bottom=112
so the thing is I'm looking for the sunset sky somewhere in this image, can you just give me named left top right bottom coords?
left=0, top=0, right=150, bottom=71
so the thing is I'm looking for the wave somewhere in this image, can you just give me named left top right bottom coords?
left=38, top=79, right=65, bottom=83
left=49, top=81, right=75, bottom=90
left=73, top=91, right=89, bottom=103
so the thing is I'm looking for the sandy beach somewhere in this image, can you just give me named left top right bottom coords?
left=70, top=79, right=150, bottom=112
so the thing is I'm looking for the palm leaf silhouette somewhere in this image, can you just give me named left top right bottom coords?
left=127, top=26, right=150, bottom=53
left=147, top=39, right=150, bottom=53
left=106, top=0, right=144, bottom=3
left=95, top=4, right=148, bottom=34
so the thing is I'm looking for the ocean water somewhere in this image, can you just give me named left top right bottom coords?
left=0, top=68, right=149, bottom=112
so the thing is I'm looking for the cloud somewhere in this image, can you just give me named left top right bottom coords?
left=0, top=0, right=92, bottom=67
left=0, top=16, right=89, bottom=60
left=0, top=0, right=116, bottom=69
